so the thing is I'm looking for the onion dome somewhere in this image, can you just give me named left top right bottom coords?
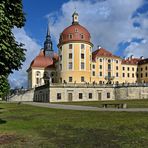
left=58, top=11, right=92, bottom=46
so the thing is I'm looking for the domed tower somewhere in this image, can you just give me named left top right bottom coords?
left=58, top=11, right=93, bottom=83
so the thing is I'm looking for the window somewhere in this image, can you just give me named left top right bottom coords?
left=79, top=93, right=83, bottom=99
left=116, top=60, right=118, bottom=64
left=81, top=76, right=85, bottom=82
left=127, top=73, right=130, bottom=77
left=146, top=73, right=148, bottom=77
left=69, top=77, right=72, bottom=82
left=69, top=34, right=73, bottom=39
left=75, top=28, right=78, bottom=32
left=122, top=73, right=125, bottom=77
left=116, top=72, right=118, bottom=77
left=137, top=68, right=138, bottom=71
left=60, top=55, right=62, bottom=60
left=60, top=64, right=62, bottom=70
left=141, top=73, right=143, bottom=78
left=108, top=59, right=111, bottom=63
left=36, top=71, right=41, bottom=77
left=81, top=44, right=84, bottom=49
left=81, top=53, right=84, bottom=59
left=100, top=59, right=102, bottom=62
left=145, top=67, right=147, bottom=70
left=81, top=34, right=84, bottom=39
left=132, top=73, right=134, bottom=78
left=36, top=78, right=39, bottom=84
left=127, top=67, right=130, bottom=71
left=100, top=72, right=102, bottom=76
left=69, top=62, right=72, bottom=69
left=141, top=68, right=143, bottom=71
left=69, top=44, right=72, bottom=49
left=57, top=93, right=61, bottom=100
left=108, top=72, right=111, bottom=78
left=92, top=71, right=95, bottom=76
left=100, top=65, right=102, bottom=69
left=108, top=64, right=111, bottom=70
left=92, top=65, right=95, bottom=69
left=69, top=53, right=72, bottom=59
left=107, top=92, right=110, bottom=98
left=123, top=67, right=125, bottom=71
left=116, top=66, right=118, bottom=70
left=137, top=73, right=139, bottom=78
left=89, top=93, right=92, bottom=99
left=132, top=67, right=134, bottom=71
left=81, top=62, right=85, bottom=69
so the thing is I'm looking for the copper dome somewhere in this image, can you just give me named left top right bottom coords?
left=29, top=50, right=58, bottom=68
left=58, top=24, right=91, bottom=46
left=58, top=11, right=92, bottom=46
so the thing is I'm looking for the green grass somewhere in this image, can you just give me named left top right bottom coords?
left=0, top=103, right=148, bottom=148
left=54, top=99, right=148, bottom=108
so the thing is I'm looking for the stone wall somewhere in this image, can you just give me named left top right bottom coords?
left=9, top=89, right=34, bottom=102
left=115, top=86, right=148, bottom=100
left=9, top=84, right=148, bottom=102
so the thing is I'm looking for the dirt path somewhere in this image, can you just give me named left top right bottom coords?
left=23, top=102, right=148, bottom=112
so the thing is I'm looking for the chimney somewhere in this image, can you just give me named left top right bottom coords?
left=130, top=55, right=133, bottom=60
left=97, top=45, right=101, bottom=49
left=140, top=56, right=144, bottom=59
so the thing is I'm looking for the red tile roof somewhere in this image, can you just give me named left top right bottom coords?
left=29, top=50, right=58, bottom=68
left=92, top=48, right=120, bottom=61
left=122, top=58, right=141, bottom=65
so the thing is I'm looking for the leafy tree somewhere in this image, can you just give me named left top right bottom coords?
left=0, top=76, right=10, bottom=99
left=0, top=0, right=26, bottom=97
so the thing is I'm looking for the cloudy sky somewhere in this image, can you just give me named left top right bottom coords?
left=9, top=0, right=148, bottom=88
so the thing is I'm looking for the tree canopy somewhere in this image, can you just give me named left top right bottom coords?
left=0, top=0, right=26, bottom=98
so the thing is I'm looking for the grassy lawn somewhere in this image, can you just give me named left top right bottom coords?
left=0, top=103, right=148, bottom=148
left=54, top=99, right=148, bottom=108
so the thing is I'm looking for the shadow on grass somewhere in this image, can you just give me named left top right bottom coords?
left=0, top=119, right=6, bottom=124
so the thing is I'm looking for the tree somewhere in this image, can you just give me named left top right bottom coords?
left=0, top=0, right=26, bottom=97
left=0, top=76, right=10, bottom=99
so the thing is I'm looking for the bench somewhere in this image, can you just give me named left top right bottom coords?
left=102, top=103, right=127, bottom=109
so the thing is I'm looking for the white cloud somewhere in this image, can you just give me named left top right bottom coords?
left=47, top=0, right=147, bottom=55
left=9, top=28, right=42, bottom=88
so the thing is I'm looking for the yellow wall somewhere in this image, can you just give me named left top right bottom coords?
left=137, top=64, right=148, bottom=83
left=58, top=43, right=92, bottom=83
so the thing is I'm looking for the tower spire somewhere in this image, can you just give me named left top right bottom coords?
left=46, top=21, right=50, bottom=37
left=44, top=22, right=53, bottom=57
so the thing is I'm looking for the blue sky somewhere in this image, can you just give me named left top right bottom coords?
left=9, top=0, right=148, bottom=88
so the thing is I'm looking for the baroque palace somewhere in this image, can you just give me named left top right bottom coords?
left=25, top=12, right=148, bottom=102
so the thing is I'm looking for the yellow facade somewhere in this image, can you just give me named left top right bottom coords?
left=58, top=43, right=92, bottom=83
left=28, top=12, right=148, bottom=89
left=137, top=63, right=148, bottom=83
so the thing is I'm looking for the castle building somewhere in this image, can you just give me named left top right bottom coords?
left=27, top=11, right=148, bottom=90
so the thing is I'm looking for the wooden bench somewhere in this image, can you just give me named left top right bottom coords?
left=102, top=103, right=127, bottom=109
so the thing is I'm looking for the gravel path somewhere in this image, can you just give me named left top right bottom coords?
left=24, top=102, right=148, bottom=112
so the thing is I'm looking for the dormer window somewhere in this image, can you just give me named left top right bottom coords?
left=81, top=34, right=84, bottom=39
left=69, top=34, right=73, bottom=39
left=75, top=28, right=78, bottom=32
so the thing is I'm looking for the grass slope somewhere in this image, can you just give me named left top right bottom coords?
left=0, top=103, right=148, bottom=148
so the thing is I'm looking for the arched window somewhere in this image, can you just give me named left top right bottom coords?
left=36, top=71, right=41, bottom=85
